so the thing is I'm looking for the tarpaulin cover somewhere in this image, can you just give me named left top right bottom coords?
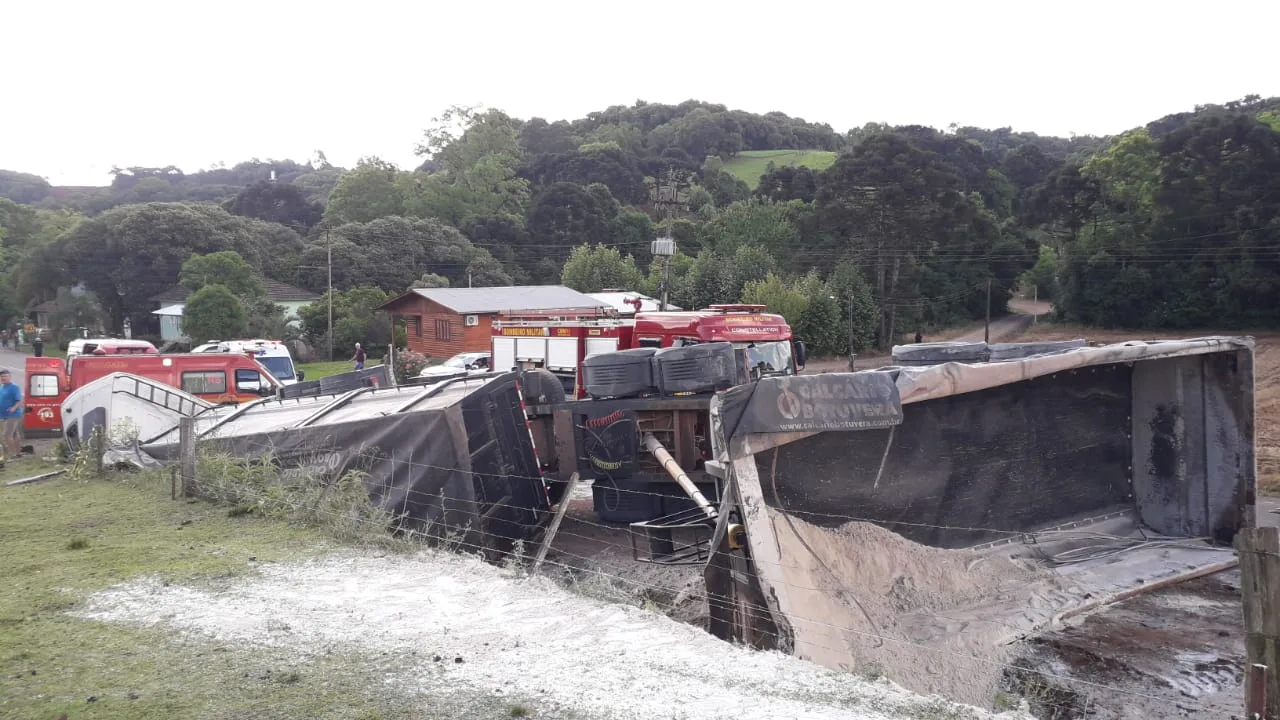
left=280, top=365, right=393, bottom=399
left=752, top=363, right=1134, bottom=548
left=716, top=372, right=903, bottom=441
left=891, top=339, right=1088, bottom=365
left=892, top=336, right=1253, bottom=405
left=144, top=373, right=548, bottom=556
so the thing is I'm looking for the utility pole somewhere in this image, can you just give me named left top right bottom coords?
left=326, top=228, right=333, bottom=362
left=652, top=237, right=675, bottom=311
left=847, top=292, right=856, bottom=372
left=1032, top=285, right=1039, bottom=326
left=468, top=271, right=473, bottom=289
left=984, top=278, right=992, bottom=344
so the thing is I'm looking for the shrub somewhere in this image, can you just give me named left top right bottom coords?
left=395, top=350, right=429, bottom=383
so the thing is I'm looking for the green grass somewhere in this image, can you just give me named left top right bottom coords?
left=0, top=464, right=426, bottom=719
left=297, top=360, right=381, bottom=381
left=723, top=149, right=838, bottom=189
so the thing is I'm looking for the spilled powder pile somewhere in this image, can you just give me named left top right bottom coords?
left=74, top=549, right=1033, bottom=720
left=763, top=514, right=1071, bottom=707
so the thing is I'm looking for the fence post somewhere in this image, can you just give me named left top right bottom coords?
left=531, top=472, right=579, bottom=574
left=1238, top=526, right=1280, bottom=720
left=92, top=427, right=104, bottom=476
left=179, top=416, right=197, bottom=498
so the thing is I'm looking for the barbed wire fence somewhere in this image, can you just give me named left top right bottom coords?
left=57, top=419, right=1259, bottom=720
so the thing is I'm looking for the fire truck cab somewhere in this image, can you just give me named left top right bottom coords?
left=491, top=304, right=806, bottom=398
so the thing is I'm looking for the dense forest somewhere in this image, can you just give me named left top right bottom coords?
left=3, top=95, right=1279, bottom=357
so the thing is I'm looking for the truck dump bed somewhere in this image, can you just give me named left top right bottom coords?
left=705, top=336, right=1255, bottom=705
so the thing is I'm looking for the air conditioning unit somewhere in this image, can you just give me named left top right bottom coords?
left=464, top=314, right=479, bottom=327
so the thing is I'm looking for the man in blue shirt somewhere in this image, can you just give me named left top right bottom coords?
left=0, top=369, right=23, bottom=467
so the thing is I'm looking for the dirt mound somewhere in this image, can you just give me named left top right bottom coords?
left=766, top=515, right=1060, bottom=707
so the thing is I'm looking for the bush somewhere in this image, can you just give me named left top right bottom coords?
left=394, top=350, right=429, bottom=383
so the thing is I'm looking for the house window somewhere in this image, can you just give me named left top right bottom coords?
left=434, top=319, right=451, bottom=340
left=29, top=374, right=59, bottom=397
left=181, top=371, right=227, bottom=395
left=408, top=316, right=422, bottom=338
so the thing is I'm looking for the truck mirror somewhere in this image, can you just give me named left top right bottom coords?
left=296, top=369, right=306, bottom=381
left=794, top=340, right=808, bottom=370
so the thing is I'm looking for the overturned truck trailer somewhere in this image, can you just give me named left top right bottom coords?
left=141, top=372, right=552, bottom=557
left=702, top=337, right=1255, bottom=698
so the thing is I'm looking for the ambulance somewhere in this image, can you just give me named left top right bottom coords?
left=23, top=353, right=283, bottom=437
left=191, top=339, right=303, bottom=385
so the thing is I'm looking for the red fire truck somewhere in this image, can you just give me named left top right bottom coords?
left=491, top=304, right=807, bottom=398
left=24, top=353, right=283, bottom=436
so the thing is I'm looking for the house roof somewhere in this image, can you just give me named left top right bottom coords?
left=153, top=304, right=185, bottom=317
left=29, top=300, right=58, bottom=313
left=379, top=285, right=610, bottom=315
left=150, top=278, right=320, bottom=305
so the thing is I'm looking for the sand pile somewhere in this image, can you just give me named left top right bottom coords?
left=75, top=549, right=1033, bottom=720
left=762, top=513, right=1065, bottom=707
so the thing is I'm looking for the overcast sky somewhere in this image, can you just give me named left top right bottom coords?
left=6, top=0, right=1278, bottom=186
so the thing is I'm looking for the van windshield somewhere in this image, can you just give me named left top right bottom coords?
left=258, top=356, right=295, bottom=381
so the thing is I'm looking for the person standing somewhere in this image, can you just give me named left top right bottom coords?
left=352, top=342, right=367, bottom=370
left=0, top=369, right=23, bottom=467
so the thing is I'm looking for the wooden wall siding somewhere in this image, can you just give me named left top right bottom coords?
left=392, top=296, right=494, bottom=358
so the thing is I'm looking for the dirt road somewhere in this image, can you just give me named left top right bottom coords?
left=805, top=298, right=1053, bottom=374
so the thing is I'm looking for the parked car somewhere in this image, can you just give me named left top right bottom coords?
left=417, top=351, right=492, bottom=383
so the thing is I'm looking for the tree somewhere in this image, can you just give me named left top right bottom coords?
left=673, top=244, right=777, bottom=310
left=49, top=286, right=107, bottom=339
left=297, top=286, right=391, bottom=360
left=224, top=181, right=323, bottom=232
left=322, top=158, right=408, bottom=224
left=828, top=264, right=880, bottom=352
left=740, top=274, right=808, bottom=327
left=525, top=183, right=614, bottom=266
left=180, top=251, right=265, bottom=298
left=295, top=216, right=510, bottom=293
left=182, top=284, right=248, bottom=343
left=54, top=202, right=302, bottom=333
left=1019, top=246, right=1060, bottom=301
left=561, top=244, right=646, bottom=293
left=698, top=200, right=799, bottom=261
left=412, top=273, right=450, bottom=289
left=740, top=272, right=846, bottom=356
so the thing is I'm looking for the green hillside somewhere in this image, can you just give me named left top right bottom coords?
left=723, top=149, right=838, bottom=189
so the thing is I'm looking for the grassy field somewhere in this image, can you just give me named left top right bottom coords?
left=0, top=460, right=524, bottom=719
left=298, top=360, right=380, bottom=380
left=722, top=149, right=838, bottom=189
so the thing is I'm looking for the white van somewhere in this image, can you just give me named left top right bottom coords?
left=191, top=338, right=303, bottom=385
left=66, top=337, right=158, bottom=359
